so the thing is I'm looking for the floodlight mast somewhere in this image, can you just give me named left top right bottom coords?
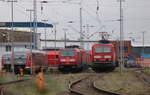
left=33, top=0, right=37, bottom=49
left=118, top=0, right=125, bottom=73
left=7, top=0, right=17, bottom=74
left=26, top=9, right=34, bottom=75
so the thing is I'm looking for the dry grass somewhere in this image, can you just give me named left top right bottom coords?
left=95, top=71, right=150, bottom=95
left=0, top=73, right=67, bottom=95
left=141, top=68, right=150, bottom=75
left=1, top=69, right=150, bottom=95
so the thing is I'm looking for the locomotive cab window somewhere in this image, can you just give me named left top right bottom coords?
left=55, top=55, right=59, bottom=58
left=94, top=47, right=112, bottom=53
left=61, top=49, right=74, bottom=56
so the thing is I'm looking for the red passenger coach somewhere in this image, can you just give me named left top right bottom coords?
left=25, top=51, right=48, bottom=73
left=91, top=40, right=116, bottom=72
left=58, top=45, right=91, bottom=73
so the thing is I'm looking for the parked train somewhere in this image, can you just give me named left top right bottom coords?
left=2, top=51, right=48, bottom=74
left=91, top=40, right=116, bottom=72
left=2, top=52, right=27, bottom=74
left=58, top=45, right=91, bottom=73
left=1, top=42, right=117, bottom=74
left=2, top=53, right=12, bottom=72
left=25, top=51, right=48, bottom=74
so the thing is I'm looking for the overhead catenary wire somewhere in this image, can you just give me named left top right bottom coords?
left=1, top=0, right=150, bottom=46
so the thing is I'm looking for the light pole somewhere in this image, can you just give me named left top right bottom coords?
left=141, top=31, right=146, bottom=55
left=7, top=0, right=17, bottom=74
left=54, top=24, right=56, bottom=48
left=141, top=31, right=146, bottom=67
left=63, top=28, right=68, bottom=47
left=33, top=0, right=37, bottom=49
left=52, top=22, right=58, bottom=67
left=79, top=5, right=83, bottom=48
left=52, top=23, right=58, bottom=48
left=42, top=20, right=48, bottom=48
left=26, top=9, right=34, bottom=75
left=117, top=0, right=125, bottom=73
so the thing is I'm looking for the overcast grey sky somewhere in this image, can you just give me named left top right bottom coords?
left=0, top=0, right=150, bottom=47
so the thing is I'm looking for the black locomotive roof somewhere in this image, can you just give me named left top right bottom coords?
left=98, top=40, right=110, bottom=44
left=65, top=45, right=80, bottom=48
left=42, top=47, right=61, bottom=51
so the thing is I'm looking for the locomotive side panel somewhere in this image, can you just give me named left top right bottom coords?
left=25, top=51, right=48, bottom=74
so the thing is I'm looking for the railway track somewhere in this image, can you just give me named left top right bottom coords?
left=0, top=78, right=31, bottom=95
left=135, top=70, right=150, bottom=86
left=68, top=74, right=121, bottom=95
left=92, top=81, right=121, bottom=95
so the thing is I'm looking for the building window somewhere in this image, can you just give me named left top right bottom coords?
left=6, top=45, right=11, bottom=52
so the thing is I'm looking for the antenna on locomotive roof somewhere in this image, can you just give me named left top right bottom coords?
left=99, top=32, right=110, bottom=43
left=99, top=32, right=110, bottom=40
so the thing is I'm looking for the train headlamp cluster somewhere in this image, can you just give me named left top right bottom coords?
left=104, top=56, right=111, bottom=58
left=69, top=59, right=75, bottom=62
left=60, top=59, right=75, bottom=62
left=94, top=56, right=102, bottom=58
left=60, top=59, right=66, bottom=62
left=94, top=55, right=111, bottom=58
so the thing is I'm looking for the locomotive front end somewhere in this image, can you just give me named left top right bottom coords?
left=91, top=44, right=116, bottom=72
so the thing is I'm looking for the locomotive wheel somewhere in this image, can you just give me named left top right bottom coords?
left=92, top=67, right=100, bottom=73
left=109, top=66, right=115, bottom=71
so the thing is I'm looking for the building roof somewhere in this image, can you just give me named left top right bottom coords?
left=0, top=22, right=53, bottom=28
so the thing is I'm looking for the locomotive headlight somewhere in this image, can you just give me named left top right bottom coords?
left=69, top=59, right=75, bottom=62
left=60, top=59, right=66, bottom=62
left=104, top=56, right=111, bottom=58
left=94, top=56, right=101, bottom=58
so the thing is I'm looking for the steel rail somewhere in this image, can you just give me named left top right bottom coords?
left=92, top=81, right=121, bottom=95
left=68, top=76, right=122, bottom=95
left=0, top=78, right=31, bottom=95
left=0, top=78, right=31, bottom=87
left=135, top=70, right=150, bottom=86
left=68, top=78, right=85, bottom=95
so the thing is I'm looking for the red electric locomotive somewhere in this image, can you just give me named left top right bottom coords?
left=58, top=45, right=91, bottom=73
left=25, top=50, right=48, bottom=74
left=46, top=51, right=59, bottom=67
left=91, top=40, right=116, bottom=72
left=43, top=47, right=61, bottom=72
